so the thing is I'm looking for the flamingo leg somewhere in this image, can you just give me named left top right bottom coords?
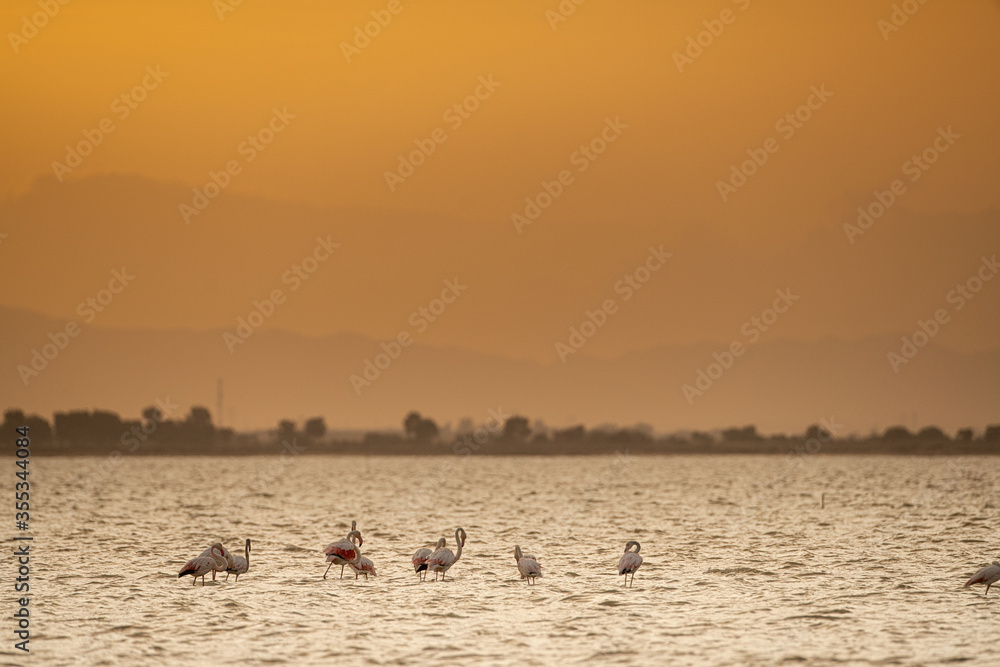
left=340, top=564, right=346, bottom=579
left=212, top=571, right=216, bottom=581
left=986, top=584, right=991, bottom=596
left=226, top=572, right=230, bottom=581
left=235, top=574, right=240, bottom=582
left=323, top=562, right=334, bottom=579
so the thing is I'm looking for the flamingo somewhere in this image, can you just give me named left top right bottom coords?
left=514, top=545, right=542, bottom=584
left=226, top=539, right=251, bottom=582
left=965, top=560, right=1000, bottom=596
left=198, top=542, right=234, bottom=581
left=323, top=530, right=363, bottom=579
left=178, top=544, right=226, bottom=586
left=618, top=541, right=643, bottom=587
left=351, top=552, right=377, bottom=580
left=413, top=538, right=446, bottom=581
left=427, top=528, right=466, bottom=581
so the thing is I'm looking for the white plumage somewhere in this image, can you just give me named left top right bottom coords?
left=413, top=537, right=446, bottom=580
left=427, top=528, right=467, bottom=580
left=178, top=543, right=226, bottom=586
left=226, top=538, right=251, bottom=582
left=514, top=545, right=542, bottom=584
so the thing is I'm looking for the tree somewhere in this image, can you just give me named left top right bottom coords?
left=882, top=425, right=912, bottom=440
left=278, top=420, right=296, bottom=441
left=188, top=406, right=213, bottom=427
left=414, top=417, right=439, bottom=441
left=403, top=412, right=439, bottom=442
left=185, top=406, right=215, bottom=444
left=502, top=415, right=531, bottom=441
left=916, top=426, right=947, bottom=441
left=304, top=417, right=327, bottom=439
left=404, top=412, right=423, bottom=439
left=805, top=424, right=831, bottom=441
left=142, top=406, right=163, bottom=424
left=955, top=428, right=974, bottom=442
left=985, top=425, right=1000, bottom=442
left=722, top=425, right=761, bottom=441
left=0, top=410, right=50, bottom=444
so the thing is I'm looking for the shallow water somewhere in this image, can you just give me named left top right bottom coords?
left=5, top=454, right=999, bottom=666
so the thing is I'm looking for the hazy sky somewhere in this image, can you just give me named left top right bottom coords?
left=2, top=0, right=998, bottom=425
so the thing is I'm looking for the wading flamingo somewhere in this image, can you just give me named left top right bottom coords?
left=324, top=530, right=363, bottom=579
left=199, top=543, right=234, bottom=581
left=413, top=538, right=446, bottom=580
left=226, top=539, right=251, bottom=582
left=427, top=528, right=467, bottom=581
left=965, top=560, right=1000, bottom=596
left=179, top=544, right=226, bottom=586
left=514, top=545, right=542, bottom=584
left=618, top=541, right=643, bottom=588
left=351, top=551, right=377, bottom=580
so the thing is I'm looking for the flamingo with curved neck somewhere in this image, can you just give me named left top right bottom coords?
left=178, top=544, right=225, bottom=586
left=618, top=540, right=643, bottom=588
left=227, top=539, right=251, bottom=582
left=427, top=528, right=467, bottom=581
left=413, top=537, right=446, bottom=581
left=324, top=530, right=363, bottom=579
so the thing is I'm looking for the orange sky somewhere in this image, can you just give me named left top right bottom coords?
left=1, top=0, right=999, bottom=429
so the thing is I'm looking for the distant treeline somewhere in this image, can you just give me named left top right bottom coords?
left=1, top=407, right=998, bottom=456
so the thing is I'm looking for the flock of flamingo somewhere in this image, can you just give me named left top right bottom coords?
left=177, top=525, right=999, bottom=595
left=177, top=522, right=646, bottom=587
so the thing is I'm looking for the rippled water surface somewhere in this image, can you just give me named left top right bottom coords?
left=6, top=455, right=1000, bottom=666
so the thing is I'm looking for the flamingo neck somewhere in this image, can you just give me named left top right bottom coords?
left=350, top=534, right=363, bottom=565
left=454, top=529, right=463, bottom=561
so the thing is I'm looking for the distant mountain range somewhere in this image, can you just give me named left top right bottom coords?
left=2, top=305, right=997, bottom=434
